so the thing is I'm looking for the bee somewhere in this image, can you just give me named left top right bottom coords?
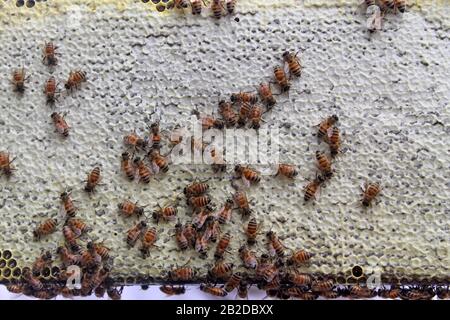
left=126, top=221, right=147, bottom=248
left=287, top=249, right=315, bottom=266
left=205, top=218, right=220, bottom=242
left=317, top=115, right=338, bottom=140
left=192, top=206, right=212, bottom=230
left=214, top=232, right=231, bottom=260
left=211, top=0, right=224, bottom=19
left=22, top=269, right=43, bottom=291
left=33, top=218, right=58, bottom=240
left=169, top=266, right=195, bottom=281
left=256, top=258, right=282, bottom=283
left=32, top=251, right=53, bottom=275
left=235, top=165, right=260, bottom=186
left=237, top=102, right=251, bottom=127
left=303, top=174, right=325, bottom=202
left=188, top=195, right=212, bottom=209
left=121, top=152, right=136, bottom=181
left=201, top=116, right=224, bottom=131
left=152, top=205, right=177, bottom=223
left=67, top=218, right=92, bottom=236
left=311, top=279, right=334, bottom=292
left=12, top=68, right=29, bottom=93
left=56, top=246, right=81, bottom=267
left=175, top=222, right=189, bottom=251
left=173, top=0, right=190, bottom=9
left=42, top=42, right=58, bottom=66
left=118, top=200, right=146, bottom=218
left=0, top=151, right=16, bottom=178
left=273, top=66, right=291, bottom=93
left=148, top=121, right=162, bottom=150
left=282, top=51, right=302, bottom=78
left=244, top=217, right=260, bottom=245
left=200, top=284, right=228, bottom=297
left=350, top=285, right=376, bottom=298
left=107, top=287, right=123, bottom=300
left=321, top=290, right=340, bottom=299
left=95, top=285, right=106, bottom=298
left=216, top=199, right=234, bottom=224
left=226, top=0, right=237, bottom=15
left=183, top=223, right=197, bottom=248
left=316, top=151, right=333, bottom=179
left=380, top=0, right=405, bottom=13
left=124, top=132, right=148, bottom=150
left=294, top=291, right=318, bottom=300
left=134, top=157, right=152, bottom=184
left=224, top=272, right=242, bottom=292
left=237, top=280, right=249, bottom=299
left=148, top=149, right=169, bottom=174
left=184, top=180, right=210, bottom=196
left=60, top=190, right=77, bottom=218
left=63, top=225, right=79, bottom=248
left=275, top=164, right=298, bottom=179
left=43, top=76, right=58, bottom=105
left=231, top=91, right=258, bottom=105
left=234, top=190, right=251, bottom=216
left=248, top=105, right=264, bottom=129
left=210, top=147, right=227, bottom=173
left=65, top=70, right=87, bottom=91
left=83, top=267, right=110, bottom=295
left=267, top=231, right=285, bottom=257
left=51, top=112, right=70, bottom=138
left=218, top=100, right=238, bottom=127
left=258, top=82, right=276, bottom=108
left=287, top=272, right=312, bottom=286
left=327, top=127, right=341, bottom=157
left=208, top=261, right=234, bottom=280
left=140, top=227, right=158, bottom=258
left=160, top=285, right=186, bottom=295
left=93, top=241, right=110, bottom=261
left=84, top=166, right=101, bottom=193
left=394, top=0, right=406, bottom=13
left=6, top=284, right=24, bottom=294
left=81, top=242, right=102, bottom=269
left=195, top=233, right=209, bottom=258
left=191, top=0, right=203, bottom=15
left=361, top=182, right=381, bottom=207
left=239, top=245, right=258, bottom=269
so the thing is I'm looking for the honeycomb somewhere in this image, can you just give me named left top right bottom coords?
left=0, top=0, right=449, bottom=297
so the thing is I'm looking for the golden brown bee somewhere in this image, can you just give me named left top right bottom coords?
left=42, top=42, right=58, bottom=66
left=169, top=266, right=195, bottom=281
left=118, top=200, right=146, bottom=218
left=256, top=258, right=281, bottom=283
left=175, top=222, right=189, bottom=251
left=32, top=251, right=52, bottom=275
left=6, top=284, right=24, bottom=294
left=160, top=285, right=186, bottom=295
left=361, top=182, right=381, bottom=207
left=321, top=290, right=340, bottom=299
left=350, top=285, right=376, bottom=298
left=237, top=102, right=251, bottom=127
left=208, top=261, right=234, bottom=280
left=183, top=223, right=197, bottom=248
left=33, top=218, right=58, bottom=240
left=81, top=242, right=102, bottom=269
left=12, top=68, right=29, bottom=93
left=394, top=0, right=406, bottom=13
left=126, top=221, right=147, bottom=248
left=231, top=91, right=258, bottom=105
left=258, top=82, right=276, bottom=108
left=44, top=76, right=58, bottom=104
left=152, top=205, right=177, bottom=223
left=275, top=164, right=298, bottom=179
left=316, top=151, right=333, bottom=179
left=149, top=121, right=162, bottom=150
left=218, top=100, right=238, bottom=127
left=188, top=195, right=212, bottom=209
left=203, top=219, right=219, bottom=243
left=214, top=232, right=231, bottom=260
left=311, top=279, right=334, bottom=292
left=317, top=115, right=338, bottom=140
left=84, top=166, right=101, bottom=193
left=303, top=174, right=325, bottom=202
left=211, top=0, right=224, bottom=19
left=195, top=233, right=209, bottom=258
left=294, top=290, right=318, bottom=300
left=173, top=0, right=190, bottom=9
left=148, top=149, right=169, bottom=174
left=224, top=272, right=242, bottom=292
left=273, top=66, right=291, bottom=93
left=200, top=284, right=228, bottom=297
left=107, top=287, right=123, bottom=300
left=67, top=218, right=92, bottom=236
left=51, top=112, right=70, bottom=138
left=22, top=269, right=43, bottom=290
left=249, top=105, right=264, bottom=129
left=287, top=272, right=312, bottom=286
left=134, top=157, right=153, bottom=184
left=234, top=190, right=251, bottom=217
left=239, top=245, right=258, bottom=269
left=65, top=70, right=86, bottom=91
left=124, top=132, right=148, bottom=150
left=192, top=206, right=212, bottom=230
left=327, top=127, right=341, bottom=157
left=244, top=217, right=260, bottom=245
left=267, top=231, right=285, bottom=257
left=201, top=116, right=225, bottom=131
left=226, top=0, right=237, bottom=15
left=140, top=227, right=158, bottom=258
left=184, top=180, right=210, bottom=196
left=380, top=0, right=405, bottom=13
left=191, top=0, right=203, bottom=15
left=237, top=280, right=249, bottom=299
left=0, top=151, right=16, bottom=178
left=235, top=165, right=261, bottom=186
left=56, top=246, right=81, bottom=267
left=60, top=190, right=77, bottom=218
left=287, top=249, right=315, bottom=266
left=282, top=51, right=302, bottom=78
left=93, top=241, right=110, bottom=261
left=216, top=199, right=234, bottom=224
left=121, top=152, right=136, bottom=181
left=95, top=285, right=106, bottom=298
left=63, top=225, right=79, bottom=248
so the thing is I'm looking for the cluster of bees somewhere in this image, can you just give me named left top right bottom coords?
left=164, top=0, right=238, bottom=19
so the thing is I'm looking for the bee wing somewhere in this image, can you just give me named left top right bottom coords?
left=267, top=243, right=276, bottom=257
left=241, top=176, right=251, bottom=188
left=151, top=161, right=160, bottom=175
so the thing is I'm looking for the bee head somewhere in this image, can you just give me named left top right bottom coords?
left=64, top=83, right=70, bottom=90
left=234, top=164, right=243, bottom=173
left=60, top=191, right=68, bottom=199
left=282, top=51, right=290, bottom=60
left=87, top=241, right=95, bottom=250
left=139, top=221, right=147, bottom=228
left=121, top=152, right=130, bottom=160
left=214, top=119, right=225, bottom=129
left=230, top=94, right=238, bottom=103
left=331, top=114, right=339, bottom=123
left=266, top=231, right=275, bottom=239
left=43, top=251, right=52, bottom=260
left=218, top=100, right=226, bottom=109
left=362, top=200, right=370, bottom=207
left=50, top=112, right=58, bottom=119
left=152, top=211, right=160, bottom=221
left=238, top=245, right=245, bottom=253
left=252, top=122, right=261, bottom=130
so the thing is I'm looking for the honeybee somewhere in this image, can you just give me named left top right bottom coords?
left=160, top=285, right=186, bottom=295
left=124, top=132, right=148, bottom=150
left=244, top=217, right=260, bottom=245
left=282, top=51, right=302, bottom=78
left=32, top=251, right=53, bottom=275
left=321, top=290, right=340, bottom=299
left=121, top=152, right=136, bottom=181
left=126, top=221, right=147, bottom=248
left=234, top=190, right=251, bottom=216
left=315, top=151, right=333, bottom=179
left=33, top=218, right=58, bottom=240
left=303, top=174, right=325, bottom=202
left=239, top=245, right=258, bottom=269
left=361, top=182, right=381, bottom=207
left=235, top=165, right=260, bottom=186
left=192, top=206, right=213, bottom=230
left=118, top=200, right=146, bottom=218
left=201, top=116, right=224, bottom=131
left=188, top=195, right=212, bottom=209
left=191, top=0, right=203, bottom=15
left=169, top=266, right=195, bottom=281
left=51, top=112, right=70, bottom=138
left=107, top=287, right=123, bottom=300
left=173, top=0, right=190, bottom=9
left=12, top=68, right=29, bottom=93
left=67, top=218, right=92, bottom=236
left=216, top=199, right=234, bottom=224
left=183, top=223, right=198, bottom=248
left=275, top=164, right=298, bottom=179
left=287, top=272, right=313, bottom=286
left=6, top=284, right=24, bottom=294
left=44, top=76, right=58, bottom=105
left=148, top=121, right=162, bottom=150
left=175, top=222, right=188, bottom=251
left=195, top=233, right=209, bottom=258
left=152, top=205, right=177, bottom=223
left=200, top=284, right=228, bottom=297
left=0, top=151, right=16, bottom=178
left=84, top=166, right=101, bottom=193
left=327, top=127, right=341, bottom=157
left=256, top=258, right=282, bottom=283
left=267, top=231, right=285, bottom=257
left=56, top=246, right=81, bottom=267
left=211, top=0, right=224, bottom=19
left=249, top=105, right=264, bottom=129
left=208, top=261, right=234, bottom=280
left=311, top=279, right=334, bottom=292
left=214, top=232, right=231, bottom=260
left=210, top=147, right=227, bottom=173
left=22, top=269, right=43, bottom=291
left=231, top=91, right=258, bottom=105
left=134, top=157, right=152, bottom=184
left=63, top=225, right=79, bottom=248
left=218, top=100, right=238, bottom=127
left=350, top=285, right=376, bottom=298
left=223, top=272, right=241, bottom=292
left=237, top=102, right=251, bottom=127
left=258, top=82, right=276, bottom=108
left=273, top=66, right=290, bottom=93
left=59, top=190, right=77, bottom=218
left=226, top=0, right=237, bottom=15
left=205, top=218, right=220, bottom=242
left=380, top=0, right=406, bottom=13
left=317, top=115, right=338, bottom=140
left=148, top=149, right=169, bottom=174
left=42, top=42, right=58, bottom=66
left=140, top=227, right=158, bottom=258
left=184, top=180, right=209, bottom=196
left=81, top=242, right=102, bottom=269
left=93, top=241, right=110, bottom=261
left=65, top=70, right=87, bottom=91
left=287, top=249, right=315, bottom=266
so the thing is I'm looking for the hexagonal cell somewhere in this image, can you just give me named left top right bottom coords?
left=351, top=265, right=364, bottom=278
left=2, top=268, right=11, bottom=278
left=7, top=259, right=17, bottom=269
left=12, top=268, right=22, bottom=278
left=2, top=250, right=12, bottom=260
left=0, top=259, right=6, bottom=269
